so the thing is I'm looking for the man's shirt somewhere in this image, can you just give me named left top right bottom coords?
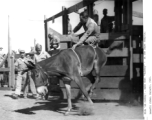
left=34, top=51, right=50, bottom=63
left=15, top=58, right=29, bottom=71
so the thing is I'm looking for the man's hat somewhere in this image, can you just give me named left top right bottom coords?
left=35, top=43, right=42, bottom=50
left=19, top=49, right=25, bottom=53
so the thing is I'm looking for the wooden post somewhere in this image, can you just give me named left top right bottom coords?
left=62, top=6, right=68, bottom=35
left=123, top=0, right=128, bottom=25
left=11, top=55, right=15, bottom=88
left=127, top=0, right=133, bottom=80
left=114, top=0, right=122, bottom=32
left=87, top=2, right=93, bottom=18
left=8, top=15, right=15, bottom=88
left=44, top=15, right=49, bottom=51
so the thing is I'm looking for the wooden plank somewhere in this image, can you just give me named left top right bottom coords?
left=60, top=77, right=131, bottom=89
left=98, top=33, right=129, bottom=41
left=48, top=29, right=129, bottom=42
left=93, top=65, right=129, bottom=76
left=0, top=68, right=10, bottom=72
left=49, top=28, right=72, bottom=42
left=133, top=54, right=143, bottom=63
left=44, top=0, right=96, bottom=22
left=103, top=48, right=128, bottom=57
left=92, top=89, right=131, bottom=100
left=44, top=11, right=64, bottom=23
left=60, top=88, right=131, bottom=100
left=133, top=11, right=143, bottom=18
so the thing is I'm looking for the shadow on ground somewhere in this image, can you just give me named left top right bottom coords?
left=13, top=99, right=79, bottom=115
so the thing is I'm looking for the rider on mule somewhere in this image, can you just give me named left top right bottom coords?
left=71, top=10, right=100, bottom=49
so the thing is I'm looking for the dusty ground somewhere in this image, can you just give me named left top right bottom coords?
left=0, top=90, right=144, bottom=120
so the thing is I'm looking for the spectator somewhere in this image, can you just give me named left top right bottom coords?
left=100, top=9, right=115, bottom=33
left=33, top=44, right=50, bottom=99
left=34, top=44, right=50, bottom=63
left=22, top=53, right=38, bottom=98
left=48, top=33, right=60, bottom=51
left=12, top=49, right=34, bottom=99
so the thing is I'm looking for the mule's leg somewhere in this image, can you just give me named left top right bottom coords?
left=63, top=80, right=72, bottom=115
left=85, top=73, right=96, bottom=97
left=89, top=60, right=101, bottom=95
left=73, top=75, right=93, bottom=105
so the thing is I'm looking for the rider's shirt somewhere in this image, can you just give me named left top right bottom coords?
left=73, top=17, right=100, bottom=44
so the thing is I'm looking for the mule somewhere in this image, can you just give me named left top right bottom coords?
left=31, top=45, right=107, bottom=115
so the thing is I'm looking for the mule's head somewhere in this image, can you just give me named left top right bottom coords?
left=32, top=64, right=49, bottom=96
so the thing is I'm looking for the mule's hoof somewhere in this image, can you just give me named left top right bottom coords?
left=64, top=111, right=70, bottom=116
left=45, top=94, right=49, bottom=100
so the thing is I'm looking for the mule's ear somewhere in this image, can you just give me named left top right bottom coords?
left=25, top=60, right=36, bottom=69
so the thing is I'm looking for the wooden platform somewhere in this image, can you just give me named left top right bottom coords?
left=0, top=68, right=9, bottom=72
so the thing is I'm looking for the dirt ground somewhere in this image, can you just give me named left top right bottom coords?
left=0, top=90, right=144, bottom=120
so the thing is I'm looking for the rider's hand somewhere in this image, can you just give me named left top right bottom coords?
left=70, top=32, right=76, bottom=36
left=72, top=44, right=77, bottom=50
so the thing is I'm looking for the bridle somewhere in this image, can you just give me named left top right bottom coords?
left=36, top=64, right=50, bottom=86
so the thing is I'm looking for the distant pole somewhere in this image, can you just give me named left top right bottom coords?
left=8, top=15, right=14, bottom=88
left=34, top=38, right=36, bottom=52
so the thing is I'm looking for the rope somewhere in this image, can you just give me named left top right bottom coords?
left=90, top=45, right=97, bottom=59
left=70, top=48, right=83, bottom=76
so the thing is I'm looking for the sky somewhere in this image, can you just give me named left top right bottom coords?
left=0, top=0, right=143, bottom=53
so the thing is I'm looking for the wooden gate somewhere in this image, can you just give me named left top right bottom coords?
left=44, top=0, right=143, bottom=100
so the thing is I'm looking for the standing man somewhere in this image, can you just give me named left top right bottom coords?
left=100, top=9, right=115, bottom=33
left=33, top=44, right=51, bottom=99
left=12, top=50, right=33, bottom=99
left=22, top=53, right=37, bottom=98
left=71, top=11, right=100, bottom=49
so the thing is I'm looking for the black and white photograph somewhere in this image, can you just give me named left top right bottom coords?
left=0, top=0, right=146, bottom=120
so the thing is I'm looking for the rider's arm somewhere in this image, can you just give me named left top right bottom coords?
left=73, top=22, right=83, bottom=33
left=77, top=23, right=94, bottom=45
